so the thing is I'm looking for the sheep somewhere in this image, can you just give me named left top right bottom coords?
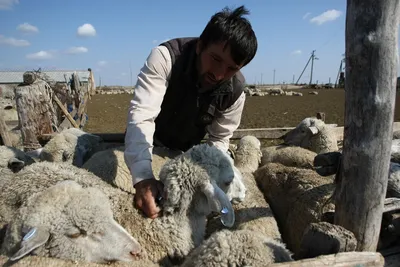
left=81, top=145, right=183, bottom=194
left=206, top=135, right=283, bottom=244
left=82, top=145, right=246, bottom=203
left=0, top=143, right=237, bottom=266
left=0, top=255, right=160, bottom=267
left=0, top=145, right=35, bottom=173
left=35, top=128, right=107, bottom=167
left=1, top=180, right=143, bottom=264
left=181, top=229, right=293, bottom=267
left=282, top=117, right=338, bottom=154
left=254, top=162, right=336, bottom=257
left=261, top=145, right=317, bottom=169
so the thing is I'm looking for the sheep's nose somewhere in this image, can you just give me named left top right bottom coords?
left=130, top=247, right=142, bottom=258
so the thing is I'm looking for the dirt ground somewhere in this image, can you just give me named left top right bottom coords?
left=83, top=88, right=400, bottom=134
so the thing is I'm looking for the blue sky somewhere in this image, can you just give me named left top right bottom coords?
left=0, top=0, right=360, bottom=86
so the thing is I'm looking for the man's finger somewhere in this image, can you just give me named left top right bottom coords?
left=143, top=198, right=161, bottom=218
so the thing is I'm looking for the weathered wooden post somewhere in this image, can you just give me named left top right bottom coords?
left=15, top=72, right=57, bottom=151
left=334, top=0, right=400, bottom=251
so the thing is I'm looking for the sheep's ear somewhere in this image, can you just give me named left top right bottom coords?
left=8, top=158, right=25, bottom=173
left=202, top=182, right=235, bottom=228
left=308, top=126, right=319, bottom=135
left=10, top=227, right=50, bottom=261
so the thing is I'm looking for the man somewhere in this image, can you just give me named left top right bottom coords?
left=124, top=5, right=258, bottom=219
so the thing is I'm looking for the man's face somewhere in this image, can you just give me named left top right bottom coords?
left=196, top=41, right=243, bottom=89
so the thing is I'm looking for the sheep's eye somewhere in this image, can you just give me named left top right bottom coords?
left=67, top=228, right=87, bottom=238
left=68, top=232, right=81, bottom=239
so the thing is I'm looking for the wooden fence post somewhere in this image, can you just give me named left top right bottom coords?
left=15, top=79, right=56, bottom=151
left=334, top=0, right=400, bottom=251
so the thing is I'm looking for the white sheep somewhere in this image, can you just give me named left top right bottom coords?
left=283, top=117, right=338, bottom=154
left=82, top=145, right=246, bottom=203
left=35, top=128, right=106, bottom=167
left=0, top=145, right=35, bottom=173
left=254, top=162, right=336, bottom=257
left=1, top=180, right=143, bottom=264
left=0, top=143, right=237, bottom=266
left=261, top=145, right=317, bottom=169
left=181, top=229, right=293, bottom=267
left=0, top=255, right=160, bottom=267
left=206, top=135, right=284, bottom=244
left=81, top=146, right=182, bottom=194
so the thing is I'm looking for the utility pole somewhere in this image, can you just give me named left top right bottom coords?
left=261, top=73, right=263, bottom=85
left=273, top=69, right=276, bottom=85
left=292, top=74, right=295, bottom=84
left=295, top=50, right=318, bottom=85
left=309, top=50, right=319, bottom=85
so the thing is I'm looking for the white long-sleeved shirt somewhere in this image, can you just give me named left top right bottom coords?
left=124, top=45, right=246, bottom=185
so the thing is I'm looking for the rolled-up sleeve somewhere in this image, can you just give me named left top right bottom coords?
left=124, top=45, right=172, bottom=185
left=206, top=91, right=246, bottom=152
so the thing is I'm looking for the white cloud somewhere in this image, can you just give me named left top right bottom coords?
left=26, top=50, right=53, bottom=60
left=303, top=12, right=311, bottom=19
left=0, top=0, right=18, bottom=10
left=98, top=60, right=107, bottom=67
left=0, top=35, right=29, bottom=46
left=310, top=9, right=342, bottom=25
left=77, top=23, right=96, bottom=37
left=65, top=46, right=88, bottom=54
left=17, top=22, right=39, bottom=33
left=291, top=50, right=302, bottom=55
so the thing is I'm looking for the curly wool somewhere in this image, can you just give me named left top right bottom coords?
left=207, top=136, right=283, bottom=243
left=254, top=162, right=336, bottom=256
left=1, top=180, right=141, bottom=263
left=0, top=143, right=236, bottom=266
left=181, top=229, right=293, bottom=267
left=261, top=145, right=317, bottom=169
left=283, top=117, right=338, bottom=154
left=0, top=255, right=160, bottom=267
left=82, top=146, right=182, bottom=194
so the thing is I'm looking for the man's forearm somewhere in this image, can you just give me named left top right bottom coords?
left=124, top=45, right=172, bottom=185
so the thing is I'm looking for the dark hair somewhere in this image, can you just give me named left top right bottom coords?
left=199, top=5, right=258, bottom=67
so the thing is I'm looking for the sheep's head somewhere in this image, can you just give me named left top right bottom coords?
left=158, top=144, right=236, bottom=227
left=0, top=146, right=35, bottom=173
left=4, top=180, right=143, bottom=263
left=282, top=117, right=324, bottom=148
left=235, top=136, right=262, bottom=173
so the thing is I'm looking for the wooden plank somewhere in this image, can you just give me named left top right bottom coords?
left=58, top=109, right=77, bottom=131
left=334, top=0, right=400, bottom=252
left=0, top=111, right=13, bottom=146
left=52, top=94, right=79, bottom=128
left=383, top=198, right=400, bottom=213
left=269, top=251, right=384, bottom=267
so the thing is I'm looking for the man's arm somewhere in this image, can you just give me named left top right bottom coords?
left=124, top=45, right=172, bottom=185
left=206, top=91, right=246, bottom=152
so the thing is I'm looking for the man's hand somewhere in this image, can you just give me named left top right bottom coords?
left=134, top=179, right=165, bottom=219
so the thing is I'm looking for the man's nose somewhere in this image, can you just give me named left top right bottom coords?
left=212, top=65, right=226, bottom=80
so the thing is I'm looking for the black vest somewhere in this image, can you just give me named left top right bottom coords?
left=154, top=37, right=244, bottom=151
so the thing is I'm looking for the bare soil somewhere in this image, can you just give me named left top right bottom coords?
left=83, top=88, right=400, bottom=134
